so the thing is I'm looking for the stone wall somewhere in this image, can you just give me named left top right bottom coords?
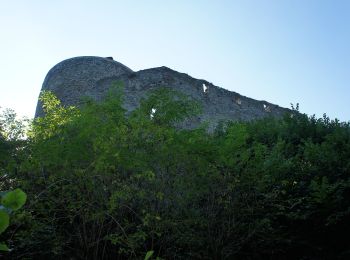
left=35, top=56, right=290, bottom=130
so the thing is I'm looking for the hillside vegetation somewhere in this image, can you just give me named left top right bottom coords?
left=1, top=87, right=350, bottom=259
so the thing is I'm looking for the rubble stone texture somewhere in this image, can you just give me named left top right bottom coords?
left=35, top=56, right=289, bottom=130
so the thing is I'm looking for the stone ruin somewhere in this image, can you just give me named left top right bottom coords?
left=35, top=56, right=290, bottom=130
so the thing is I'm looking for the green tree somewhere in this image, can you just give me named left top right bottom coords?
left=2, top=87, right=350, bottom=259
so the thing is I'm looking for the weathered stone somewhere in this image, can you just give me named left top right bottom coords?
left=35, top=56, right=290, bottom=130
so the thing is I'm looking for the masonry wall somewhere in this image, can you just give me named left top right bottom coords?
left=35, top=56, right=290, bottom=130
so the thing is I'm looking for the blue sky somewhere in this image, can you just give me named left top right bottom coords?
left=0, top=0, right=349, bottom=121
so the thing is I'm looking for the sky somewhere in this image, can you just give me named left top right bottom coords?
left=0, top=0, right=349, bottom=121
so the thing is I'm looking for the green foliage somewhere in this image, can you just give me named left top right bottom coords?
left=2, top=189, right=27, bottom=211
left=1, top=86, right=350, bottom=259
left=0, top=108, right=28, bottom=141
left=137, top=87, right=201, bottom=126
left=0, top=108, right=28, bottom=192
left=0, top=189, right=27, bottom=252
left=0, top=243, right=9, bottom=252
left=0, top=210, right=9, bottom=234
left=144, top=250, right=154, bottom=260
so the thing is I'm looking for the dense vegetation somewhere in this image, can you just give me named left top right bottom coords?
left=1, top=86, right=350, bottom=259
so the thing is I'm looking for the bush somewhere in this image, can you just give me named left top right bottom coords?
left=1, top=87, right=350, bottom=259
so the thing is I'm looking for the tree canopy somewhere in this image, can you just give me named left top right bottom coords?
left=1, top=87, right=350, bottom=259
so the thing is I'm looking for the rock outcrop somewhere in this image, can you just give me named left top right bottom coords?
left=35, top=56, right=289, bottom=130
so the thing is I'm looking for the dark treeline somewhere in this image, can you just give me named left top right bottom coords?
left=1, top=87, right=350, bottom=259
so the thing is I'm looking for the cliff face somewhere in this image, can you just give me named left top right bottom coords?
left=35, top=56, right=289, bottom=129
